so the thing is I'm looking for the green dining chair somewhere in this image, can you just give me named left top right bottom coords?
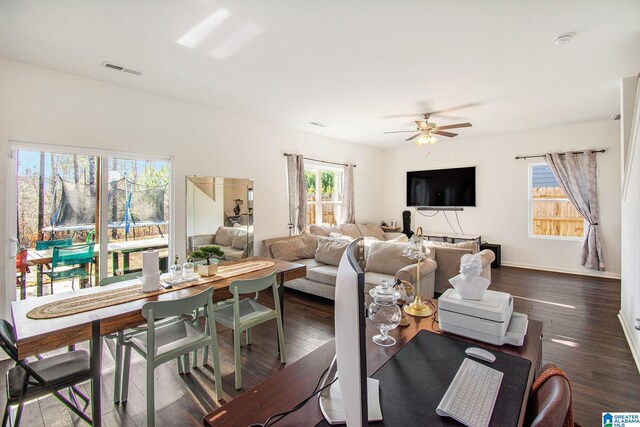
left=44, top=243, right=95, bottom=293
left=34, top=238, right=73, bottom=251
left=99, top=272, right=141, bottom=403
left=214, top=271, right=285, bottom=389
left=119, top=288, right=223, bottom=426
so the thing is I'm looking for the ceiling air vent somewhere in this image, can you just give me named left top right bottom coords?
left=100, top=61, right=142, bottom=76
left=309, top=122, right=327, bottom=128
left=611, top=113, right=621, bottom=121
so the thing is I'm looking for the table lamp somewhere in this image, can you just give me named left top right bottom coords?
left=402, top=226, right=433, bottom=317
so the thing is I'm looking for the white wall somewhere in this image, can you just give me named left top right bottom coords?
left=0, top=58, right=385, bottom=318
left=620, top=76, right=640, bottom=370
left=382, top=121, right=621, bottom=278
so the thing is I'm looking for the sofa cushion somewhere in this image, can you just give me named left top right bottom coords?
left=337, top=223, right=362, bottom=238
left=271, top=235, right=318, bottom=262
left=329, top=232, right=355, bottom=241
left=295, top=258, right=326, bottom=269
left=315, top=239, right=350, bottom=266
left=365, top=241, right=415, bottom=276
left=214, top=226, right=237, bottom=246
left=306, top=265, right=339, bottom=286
left=309, top=224, right=332, bottom=237
left=357, top=223, right=386, bottom=241
left=426, top=240, right=478, bottom=253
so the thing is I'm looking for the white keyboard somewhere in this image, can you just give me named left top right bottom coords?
left=436, top=358, right=503, bottom=427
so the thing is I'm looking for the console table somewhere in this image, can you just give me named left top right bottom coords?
left=423, top=231, right=482, bottom=246
left=204, top=307, right=542, bottom=427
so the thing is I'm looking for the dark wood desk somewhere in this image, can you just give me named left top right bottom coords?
left=11, top=256, right=306, bottom=427
left=205, top=310, right=543, bottom=427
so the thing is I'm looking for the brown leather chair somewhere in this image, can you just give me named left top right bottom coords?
left=526, top=363, right=572, bottom=427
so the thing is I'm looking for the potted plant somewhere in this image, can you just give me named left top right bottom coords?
left=190, top=245, right=224, bottom=277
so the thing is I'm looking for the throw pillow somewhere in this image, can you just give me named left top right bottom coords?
left=338, top=223, right=362, bottom=238
left=426, top=240, right=478, bottom=253
left=231, top=231, right=248, bottom=250
left=214, top=226, right=237, bottom=246
left=356, top=223, right=386, bottom=241
left=315, top=239, right=350, bottom=266
left=309, top=224, right=332, bottom=237
left=329, top=232, right=355, bottom=241
left=270, top=235, right=317, bottom=262
left=388, top=234, right=409, bottom=243
left=365, top=241, right=415, bottom=275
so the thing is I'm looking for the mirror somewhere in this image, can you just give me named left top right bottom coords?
left=186, top=176, right=253, bottom=261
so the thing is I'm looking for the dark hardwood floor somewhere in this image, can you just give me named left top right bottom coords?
left=1, top=266, right=638, bottom=426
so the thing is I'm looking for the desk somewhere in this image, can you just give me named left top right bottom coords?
left=204, top=309, right=542, bottom=427
left=11, top=256, right=306, bottom=427
left=27, top=237, right=169, bottom=296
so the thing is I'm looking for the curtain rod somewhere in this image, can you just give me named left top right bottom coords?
left=515, top=149, right=606, bottom=160
left=283, top=153, right=356, bottom=167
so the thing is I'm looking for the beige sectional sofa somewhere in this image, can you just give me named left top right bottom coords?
left=187, top=226, right=253, bottom=261
left=262, top=223, right=437, bottom=301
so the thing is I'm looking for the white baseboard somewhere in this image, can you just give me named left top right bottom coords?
left=500, top=261, right=621, bottom=280
left=618, top=312, right=640, bottom=375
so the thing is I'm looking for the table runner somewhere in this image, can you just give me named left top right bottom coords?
left=27, top=260, right=275, bottom=319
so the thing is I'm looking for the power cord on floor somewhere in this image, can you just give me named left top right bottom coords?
left=250, top=363, right=337, bottom=427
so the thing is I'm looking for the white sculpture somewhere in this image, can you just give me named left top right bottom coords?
left=448, top=253, right=490, bottom=300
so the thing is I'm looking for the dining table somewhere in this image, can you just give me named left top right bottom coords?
left=10, top=256, right=307, bottom=426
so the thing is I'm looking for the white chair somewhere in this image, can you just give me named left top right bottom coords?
left=214, top=271, right=285, bottom=389
left=120, top=288, right=223, bottom=426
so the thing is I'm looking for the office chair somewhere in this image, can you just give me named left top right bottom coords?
left=214, top=271, right=285, bottom=389
left=527, top=363, right=573, bottom=427
left=0, top=319, right=92, bottom=426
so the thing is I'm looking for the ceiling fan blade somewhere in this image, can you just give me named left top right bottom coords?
left=437, top=122, right=472, bottom=130
left=384, top=130, right=416, bottom=134
left=433, top=131, right=458, bottom=137
left=406, top=133, right=421, bottom=141
left=415, top=120, right=427, bottom=130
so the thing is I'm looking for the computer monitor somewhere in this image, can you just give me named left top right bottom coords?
left=319, top=238, right=382, bottom=425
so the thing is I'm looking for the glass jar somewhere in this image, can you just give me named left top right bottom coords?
left=368, top=280, right=402, bottom=347
left=169, top=254, right=183, bottom=281
left=183, top=258, right=195, bottom=279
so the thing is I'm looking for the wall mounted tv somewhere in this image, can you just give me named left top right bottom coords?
left=406, top=166, right=476, bottom=207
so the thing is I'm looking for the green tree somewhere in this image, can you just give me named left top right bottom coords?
left=305, top=170, right=316, bottom=195
left=321, top=171, right=335, bottom=194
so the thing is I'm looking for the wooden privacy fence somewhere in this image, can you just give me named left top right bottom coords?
left=532, top=187, right=584, bottom=237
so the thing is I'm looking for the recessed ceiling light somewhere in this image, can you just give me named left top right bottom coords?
left=553, top=33, right=574, bottom=46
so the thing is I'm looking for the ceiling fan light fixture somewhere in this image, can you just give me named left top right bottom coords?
left=415, top=134, right=430, bottom=146
left=428, top=134, right=438, bottom=145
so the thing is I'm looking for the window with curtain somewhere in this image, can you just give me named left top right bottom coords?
left=528, top=163, right=584, bottom=239
left=305, top=165, right=344, bottom=226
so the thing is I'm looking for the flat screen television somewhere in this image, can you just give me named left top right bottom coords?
left=406, top=166, right=476, bottom=207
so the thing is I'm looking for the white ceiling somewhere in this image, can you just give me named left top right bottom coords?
left=1, top=0, right=639, bottom=149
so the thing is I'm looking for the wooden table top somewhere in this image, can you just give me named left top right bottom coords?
left=205, top=311, right=543, bottom=427
left=27, top=237, right=169, bottom=266
left=11, top=256, right=306, bottom=359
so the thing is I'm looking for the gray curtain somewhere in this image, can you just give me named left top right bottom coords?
left=340, top=164, right=355, bottom=224
left=286, top=154, right=306, bottom=234
left=544, top=151, right=605, bottom=271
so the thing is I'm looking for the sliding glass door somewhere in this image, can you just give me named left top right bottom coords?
left=8, top=143, right=172, bottom=301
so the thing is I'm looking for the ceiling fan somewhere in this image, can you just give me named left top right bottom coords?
left=384, top=113, right=472, bottom=146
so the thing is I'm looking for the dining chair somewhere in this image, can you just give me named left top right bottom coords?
left=119, top=288, right=223, bottom=426
left=99, top=272, right=141, bottom=403
left=214, top=271, right=285, bottom=389
left=34, top=238, right=73, bottom=251
left=44, top=243, right=95, bottom=293
left=0, top=319, right=92, bottom=426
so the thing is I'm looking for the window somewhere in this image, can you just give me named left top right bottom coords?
left=305, top=165, right=344, bottom=226
left=529, top=163, right=584, bottom=240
